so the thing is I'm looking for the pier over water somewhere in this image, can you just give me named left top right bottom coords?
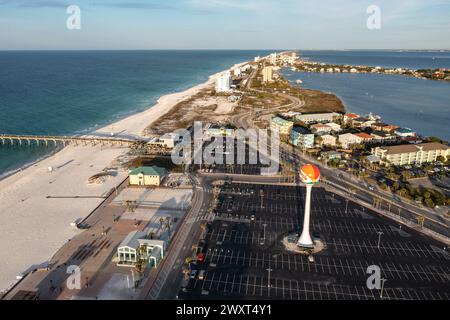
left=0, top=134, right=136, bottom=147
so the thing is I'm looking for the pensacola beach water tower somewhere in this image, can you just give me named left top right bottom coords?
left=297, top=164, right=320, bottom=249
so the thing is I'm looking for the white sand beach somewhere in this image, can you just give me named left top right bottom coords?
left=0, top=62, right=247, bottom=293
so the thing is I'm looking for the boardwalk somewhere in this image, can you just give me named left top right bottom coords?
left=0, top=134, right=137, bottom=147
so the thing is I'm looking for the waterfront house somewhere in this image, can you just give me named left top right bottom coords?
left=371, top=131, right=394, bottom=142
left=338, top=133, right=364, bottom=149
left=344, top=113, right=360, bottom=123
left=372, top=142, right=449, bottom=166
left=354, top=132, right=374, bottom=143
left=291, top=126, right=315, bottom=149
left=271, top=116, right=294, bottom=135
left=129, top=166, right=166, bottom=187
left=310, top=123, right=332, bottom=134
left=394, top=128, right=416, bottom=138
left=326, top=122, right=342, bottom=132
left=381, top=125, right=400, bottom=133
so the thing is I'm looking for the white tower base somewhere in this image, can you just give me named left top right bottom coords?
left=297, top=184, right=314, bottom=248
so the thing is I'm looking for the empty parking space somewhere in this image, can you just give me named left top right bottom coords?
left=180, top=182, right=450, bottom=300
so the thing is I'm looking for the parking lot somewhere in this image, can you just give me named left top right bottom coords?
left=179, top=183, right=450, bottom=300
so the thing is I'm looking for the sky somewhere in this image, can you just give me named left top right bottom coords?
left=0, top=0, right=449, bottom=50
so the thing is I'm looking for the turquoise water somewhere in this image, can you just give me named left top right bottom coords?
left=0, top=50, right=271, bottom=176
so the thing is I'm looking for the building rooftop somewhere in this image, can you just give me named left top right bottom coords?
left=354, top=132, right=373, bottom=139
left=379, top=142, right=449, bottom=155
left=271, top=116, right=293, bottom=126
left=345, top=113, right=359, bottom=118
left=119, top=230, right=147, bottom=249
left=395, top=128, right=415, bottom=133
left=292, top=126, right=312, bottom=134
left=129, top=166, right=166, bottom=177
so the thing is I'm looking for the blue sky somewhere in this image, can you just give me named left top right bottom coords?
left=0, top=0, right=449, bottom=50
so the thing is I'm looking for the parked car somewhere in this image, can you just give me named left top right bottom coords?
left=198, top=270, right=206, bottom=280
left=190, top=270, right=197, bottom=279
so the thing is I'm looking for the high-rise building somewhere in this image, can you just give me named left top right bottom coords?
left=215, top=71, right=232, bottom=92
left=262, top=66, right=274, bottom=83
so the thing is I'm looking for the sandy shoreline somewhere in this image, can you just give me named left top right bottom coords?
left=0, top=61, right=247, bottom=293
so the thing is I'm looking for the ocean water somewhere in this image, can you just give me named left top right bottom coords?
left=299, top=50, right=450, bottom=70
left=283, top=50, right=450, bottom=141
left=0, top=50, right=271, bottom=176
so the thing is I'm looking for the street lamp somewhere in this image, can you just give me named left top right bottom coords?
left=377, top=231, right=383, bottom=249
left=262, top=223, right=268, bottom=244
left=380, top=278, right=387, bottom=299
left=266, top=268, right=273, bottom=288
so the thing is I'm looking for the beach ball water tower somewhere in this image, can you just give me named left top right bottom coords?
left=297, top=164, right=320, bottom=249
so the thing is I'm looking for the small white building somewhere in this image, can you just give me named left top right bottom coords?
left=117, top=230, right=166, bottom=268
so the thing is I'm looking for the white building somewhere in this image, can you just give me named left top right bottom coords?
left=233, top=67, right=241, bottom=77
left=215, top=71, right=232, bottom=92
left=117, top=230, right=166, bottom=268
left=326, top=122, right=342, bottom=132
left=295, top=112, right=341, bottom=124
left=254, top=56, right=261, bottom=62
left=338, top=133, right=364, bottom=148
left=319, top=134, right=337, bottom=146
left=372, top=143, right=449, bottom=166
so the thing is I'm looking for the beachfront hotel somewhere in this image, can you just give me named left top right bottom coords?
left=262, top=66, right=274, bottom=83
left=372, top=142, right=449, bottom=166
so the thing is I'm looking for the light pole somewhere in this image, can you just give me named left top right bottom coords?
left=262, top=223, right=267, bottom=244
left=266, top=268, right=273, bottom=288
left=380, top=278, right=387, bottom=299
left=377, top=231, right=383, bottom=249
left=345, top=199, right=349, bottom=214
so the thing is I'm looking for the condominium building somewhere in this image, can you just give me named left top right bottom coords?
left=372, top=142, right=449, bottom=166
left=262, top=66, right=274, bottom=83
left=294, top=112, right=341, bottom=124
left=215, top=71, right=232, bottom=92
left=270, top=116, right=294, bottom=135
left=290, top=126, right=315, bottom=149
